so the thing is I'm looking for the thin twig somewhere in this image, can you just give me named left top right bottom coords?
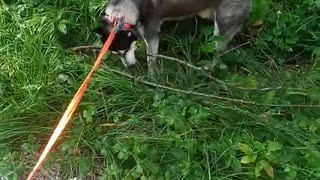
left=100, top=122, right=128, bottom=127
left=70, top=45, right=101, bottom=52
left=148, top=54, right=202, bottom=71
left=70, top=45, right=284, bottom=92
left=217, top=42, right=250, bottom=57
left=148, top=54, right=283, bottom=91
left=147, top=54, right=228, bottom=89
left=233, top=86, right=283, bottom=91
left=70, top=45, right=120, bottom=57
left=108, top=68, right=320, bottom=108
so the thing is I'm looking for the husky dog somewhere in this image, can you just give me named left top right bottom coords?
left=94, top=0, right=252, bottom=77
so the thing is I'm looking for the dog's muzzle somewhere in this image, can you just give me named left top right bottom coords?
left=94, top=15, right=138, bottom=67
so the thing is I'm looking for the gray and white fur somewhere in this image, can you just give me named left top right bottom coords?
left=100, top=0, right=252, bottom=77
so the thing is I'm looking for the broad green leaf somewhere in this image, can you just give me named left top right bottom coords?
left=264, top=152, right=277, bottom=162
left=185, top=138, right=199, bottom=156
left=118, top=151, right=124, bottom=160
left=248, top=0, right=270, bottom=25
left=253, top=141, right=265, bottom=151
left=181, top=107, right=187, bottom=116
left=58, top=22, right=67, bottom=34
left=285, top=167, right=297, bottom=179
left=240, top=154, right=257, bottom=164
left=131, top=166, right=143, bottom=178
left=172, top=149, right=188, bottom=160
left=143, top=159, right=160, bottom=174
left=110, top=162, right=119, bottom=172
left=136, top=165, right=143, bottom=174
left=264, top=164, right=274, bottom=179
left=197, top=107, right=211, bottom=120
left=11, top=151, right=20, bottom=160
left=201, top=42, right=216, bottom=53
left=149, top=149, right=161, bottom=162
left=231, top=158, right=242, bottom=173
left=305, top=151, right=320, bottom=168
left=267, top=141, right=283, bottom=152
left=83, top=109, right=94, bottom=123
left=219, top=64, right=228, bottom=70
left=21, top=143, right=31, bottom=151
left=245, top=77, right=258, bottom=89
left=200, top=26, right=214, bottom=36
left=255, top=160, right=268, bottom=177
left=131, top=169, right=141, bottom=179
left=239, top=143, right=254, bottom=155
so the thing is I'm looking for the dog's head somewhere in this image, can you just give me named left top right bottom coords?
left=94, top=15, right=138, bottom=66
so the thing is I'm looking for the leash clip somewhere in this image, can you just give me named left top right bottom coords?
left=115, top=17, right=125, bottom=31
left=114, top=16, right=131, bottom=31
left=107, top=15, right=131, bottom=31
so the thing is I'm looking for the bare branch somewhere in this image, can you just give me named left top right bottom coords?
left=147, top=54, right=228, bottom=89
left=217, top=42, right=250, bottom=57
left=148, top=53, right=283, bottom=92
left=71, top=44, right=283, bottom=92
left=100, top=122, right=128, bottom=128
left=108, top=68, right=320, bottom=108
left=70, top=45, right=101, bottom=52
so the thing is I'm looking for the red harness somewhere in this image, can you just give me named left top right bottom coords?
left=106, top=16, right=132, bottom=30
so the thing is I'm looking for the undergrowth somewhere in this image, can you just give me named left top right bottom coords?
left=1, top=0, right=320, bottom=179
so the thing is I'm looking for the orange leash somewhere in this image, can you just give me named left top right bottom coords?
left=26, top=29, right=117, bottom=180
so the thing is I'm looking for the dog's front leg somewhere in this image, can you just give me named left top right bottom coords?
left=143, top=22, right=160, bottom=78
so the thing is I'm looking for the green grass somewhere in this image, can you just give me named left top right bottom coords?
left=1, top=0, right=320, bottom=179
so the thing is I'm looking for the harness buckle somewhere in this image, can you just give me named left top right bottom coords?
left=107, top=16, right=131, bottom=31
